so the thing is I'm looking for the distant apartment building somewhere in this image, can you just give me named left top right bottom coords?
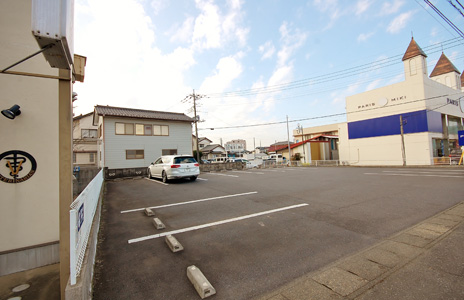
left=225, top=139, right=247, bottom=155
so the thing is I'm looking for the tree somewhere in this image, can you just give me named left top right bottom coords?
left=292, top=153, right=301, bottom=161
left=193, top=150, right=203, bottom=161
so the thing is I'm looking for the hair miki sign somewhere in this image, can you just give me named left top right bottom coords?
left=0, top=150, right=37, bottom=183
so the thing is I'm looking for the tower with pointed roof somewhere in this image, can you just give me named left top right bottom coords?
left=430, top=52, right=461, bottom=90
left=402, top=37, right=428, bottom=81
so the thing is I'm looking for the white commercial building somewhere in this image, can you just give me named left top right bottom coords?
left=338, top=38, right=464, bottom=166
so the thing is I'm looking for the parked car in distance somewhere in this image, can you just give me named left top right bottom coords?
left=147, top=155, right=200, bottom=183
left=212, top=157, right=228, bottom=163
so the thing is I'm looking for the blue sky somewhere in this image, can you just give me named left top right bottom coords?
left=73, top=0, right=464, bottom=148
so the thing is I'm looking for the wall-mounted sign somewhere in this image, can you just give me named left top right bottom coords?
left=459, top=130, right=464, bottom=146
left=357, top=96, right=408, bottom=110
left=0, top=150, right=37, bottom=183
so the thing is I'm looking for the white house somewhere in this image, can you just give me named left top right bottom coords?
left=338, top=38, right=464, bottom=165
left=73, top=112, right=98, bottom=166
left=92, top=105, right=194, bottom=170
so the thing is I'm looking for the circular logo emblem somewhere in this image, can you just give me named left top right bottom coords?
left=0, top=150, right=37, bottom=183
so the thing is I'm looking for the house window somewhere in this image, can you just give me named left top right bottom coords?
left=82, top=129, right=97, bottom=138
left=153, top=125, right=169, bottom=136
left=116, top=123, right=134, bottom=135
left=136, top=124, right=153, bottom=136
left=89, top=153, right=95, bottom=163
left=126, top=150, right=144, bottom=159
left=73, top=153, right=76, bottom=163
left=162, top=149, right=178, bottom=155
left=98, top=124, right=102, bottom=138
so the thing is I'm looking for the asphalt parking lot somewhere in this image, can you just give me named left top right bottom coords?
left=92, top=166, right=464, bottom=300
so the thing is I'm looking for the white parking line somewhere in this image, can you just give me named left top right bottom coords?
left=120, top=191, right=258, bottom=214
left=383, top=170, right=464, bottom=175
left=231, top=171, right=265, bottom=175
left=128, top=203, right=309, bottom=244
left=365, top=172, right=464, bottom=178
left=197, top=178, right=208, bottom=181
left=207, top=173, right=239, bottom=178
left=144, top=178, right=169, bottom=185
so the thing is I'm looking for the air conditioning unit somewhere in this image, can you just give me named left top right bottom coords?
left=31, top=0, right=74, bottom=70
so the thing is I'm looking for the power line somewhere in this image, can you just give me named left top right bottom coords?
left=203, top=37, right=462, bottom=99
left=199, top=93, right=462, bottom=130
left=424, top=0, right=464, bottom=39
left=448, top=0, right=464, bottom=18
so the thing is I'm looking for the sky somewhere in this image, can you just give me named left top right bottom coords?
left=73, top=0, right=464, bottom=149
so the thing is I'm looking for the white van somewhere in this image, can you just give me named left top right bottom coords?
left=213, top=157, right=228, bottom=163
left=269, top=154, right=283, bottom=162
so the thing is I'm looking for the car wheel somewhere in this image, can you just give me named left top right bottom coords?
left=162, top=171, right=168, bottom=183
left=190, top=176, right=197, bottom=181
left=147, top=168, right=152, bottom=179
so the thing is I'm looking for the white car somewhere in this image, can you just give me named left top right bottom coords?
left=147, top=155, right=200, bottom=183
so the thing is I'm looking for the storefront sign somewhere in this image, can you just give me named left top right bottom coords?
left=0, top=150, right=37, bottom=183
left=357, top=96, right=406, bottom=110
left=447, top=98, right=459, bottom=106
left=459, top=130, right=464, bottom=146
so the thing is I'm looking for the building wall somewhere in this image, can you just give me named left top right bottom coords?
left=0, top=0, right=60, bottom=266
left=102, top=117, right=193, bottom=169
left=73, top=114, right=98, bottom=166
left=341, top=54, right=464, bottom=166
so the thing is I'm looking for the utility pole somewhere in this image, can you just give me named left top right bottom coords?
left=286, top=115, right=291, bottom=164
left=183, top=89, right=206, bottom=163
left=298, top=124, right=306, bottom=164
left=400, top=115, right=407, bottom=166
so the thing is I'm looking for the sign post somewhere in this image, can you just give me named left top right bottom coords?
left=458, top=131, right=464, bottom=166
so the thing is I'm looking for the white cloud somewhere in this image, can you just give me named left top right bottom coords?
left=380, top=0, right=404, bottom=15
left=259, top=41, right=276, bottom=60
left=365, top=79, right=382, bottom=91
left=387, top=11, right=413, bottom=34
left=73, top=0, right=196, bottom=115
left=277, top=22, right=307, bottom=67
left=357, top=32, right=374, bottom=42
left=356, top=0, right=372, bottom=16
left=150, top=0, right=168, bottom=15
left=191, top=0, right=249, bottom=51
left=200, top=54, right=243, bottom=93
left=170, top=17, right=195, bottom=44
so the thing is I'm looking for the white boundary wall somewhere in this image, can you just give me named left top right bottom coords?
left=69, top=169, right=103, bottom=285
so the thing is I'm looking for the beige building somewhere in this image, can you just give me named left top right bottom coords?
left=1, top=1, right=84, bottom=297
left=73, top=112, right=98, bottom=166
left=339, top=38, right=464, bottom=165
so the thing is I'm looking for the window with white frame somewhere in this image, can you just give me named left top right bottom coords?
left=116, top=123, right=134, bottom=135
left=81, top=129, right=97, bottom=138
left=153, top=125, right=169, bottom=136
left=126, top=149, right=144, bottom=159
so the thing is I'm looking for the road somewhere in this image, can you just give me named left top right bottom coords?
left=92, top=166, right=463, bottom=300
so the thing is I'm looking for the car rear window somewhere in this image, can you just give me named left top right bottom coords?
left=174, top=157, right=197, bottom=164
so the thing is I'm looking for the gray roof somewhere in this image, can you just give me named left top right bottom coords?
left=94, top=105, right=194, bottom=122
left=201, top=144, right=225, bottom=153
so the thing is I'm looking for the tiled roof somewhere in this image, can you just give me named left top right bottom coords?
left=94, top=105, right=194, bottom=122
left=201, top=144, right=225, bottom=153
left=402, top=38, right=427, bottom=61
left=430, top=53, right=460, bottom=77
left=73, top=112, right=93, bottom=121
